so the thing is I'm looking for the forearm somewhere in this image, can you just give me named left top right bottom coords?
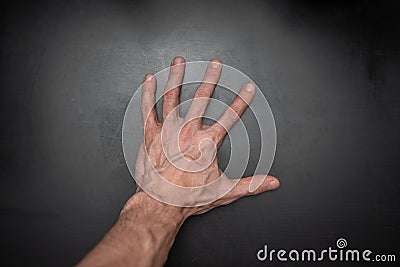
left=77, top=191, right=190, bottom=267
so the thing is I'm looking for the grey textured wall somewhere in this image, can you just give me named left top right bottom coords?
left=1, top=0, right=399, bottom=266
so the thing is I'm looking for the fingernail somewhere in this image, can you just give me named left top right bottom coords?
left=172, top=57, right=184, bottom=65
left=268, top=180, right=279, bottom=190
left=144, top=74, right=153, bottom=82
left=245, top=83, right=255, bottom=92
left=210, top=61, right=220, bottom=69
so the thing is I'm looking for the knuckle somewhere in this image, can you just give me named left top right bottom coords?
left=195, top=89, right=211, bottom=98
left=208, top=125, right=225, bottom=140
left=179, top=127, right=193, bottom=142
left=142, top=85, right=154, bottom=93
left=196, top=83, right=214, bottom=96
left=163, top=89, right=179, bottom=99
left=141, top=104, right=150, bottom=112
left=230, top=102, right=243, bottom=113
left=170, top=67, right=181, bottom=74
left=209, top=132, right=221, bottom=143
left=226, top=110, right=239, bottom=123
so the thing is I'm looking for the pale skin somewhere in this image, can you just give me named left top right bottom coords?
left=77, top=56, right=280, bottom=267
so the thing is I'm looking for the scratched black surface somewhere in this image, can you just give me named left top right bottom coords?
left=1, top=0, right=399, bottom=266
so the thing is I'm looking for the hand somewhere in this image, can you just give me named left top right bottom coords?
left=134, top=56, right=280, bottom=215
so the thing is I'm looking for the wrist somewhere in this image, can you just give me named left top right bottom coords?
left=121, top=191, right=191, bottom=228
left=119, top=191, right=191, bottom=266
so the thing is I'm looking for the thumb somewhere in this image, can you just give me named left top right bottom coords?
left=213, top=175, right=279, bottom=207
left=235, top=175, right=280, bottom=197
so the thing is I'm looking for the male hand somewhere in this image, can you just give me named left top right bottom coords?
left=133, top=56, right=280, bottom=215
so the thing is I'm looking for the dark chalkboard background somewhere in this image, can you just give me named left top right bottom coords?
left=1, top=0, right=399, bottom=266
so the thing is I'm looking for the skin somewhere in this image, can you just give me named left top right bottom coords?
left=77, top=56, right=280, bottom=267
